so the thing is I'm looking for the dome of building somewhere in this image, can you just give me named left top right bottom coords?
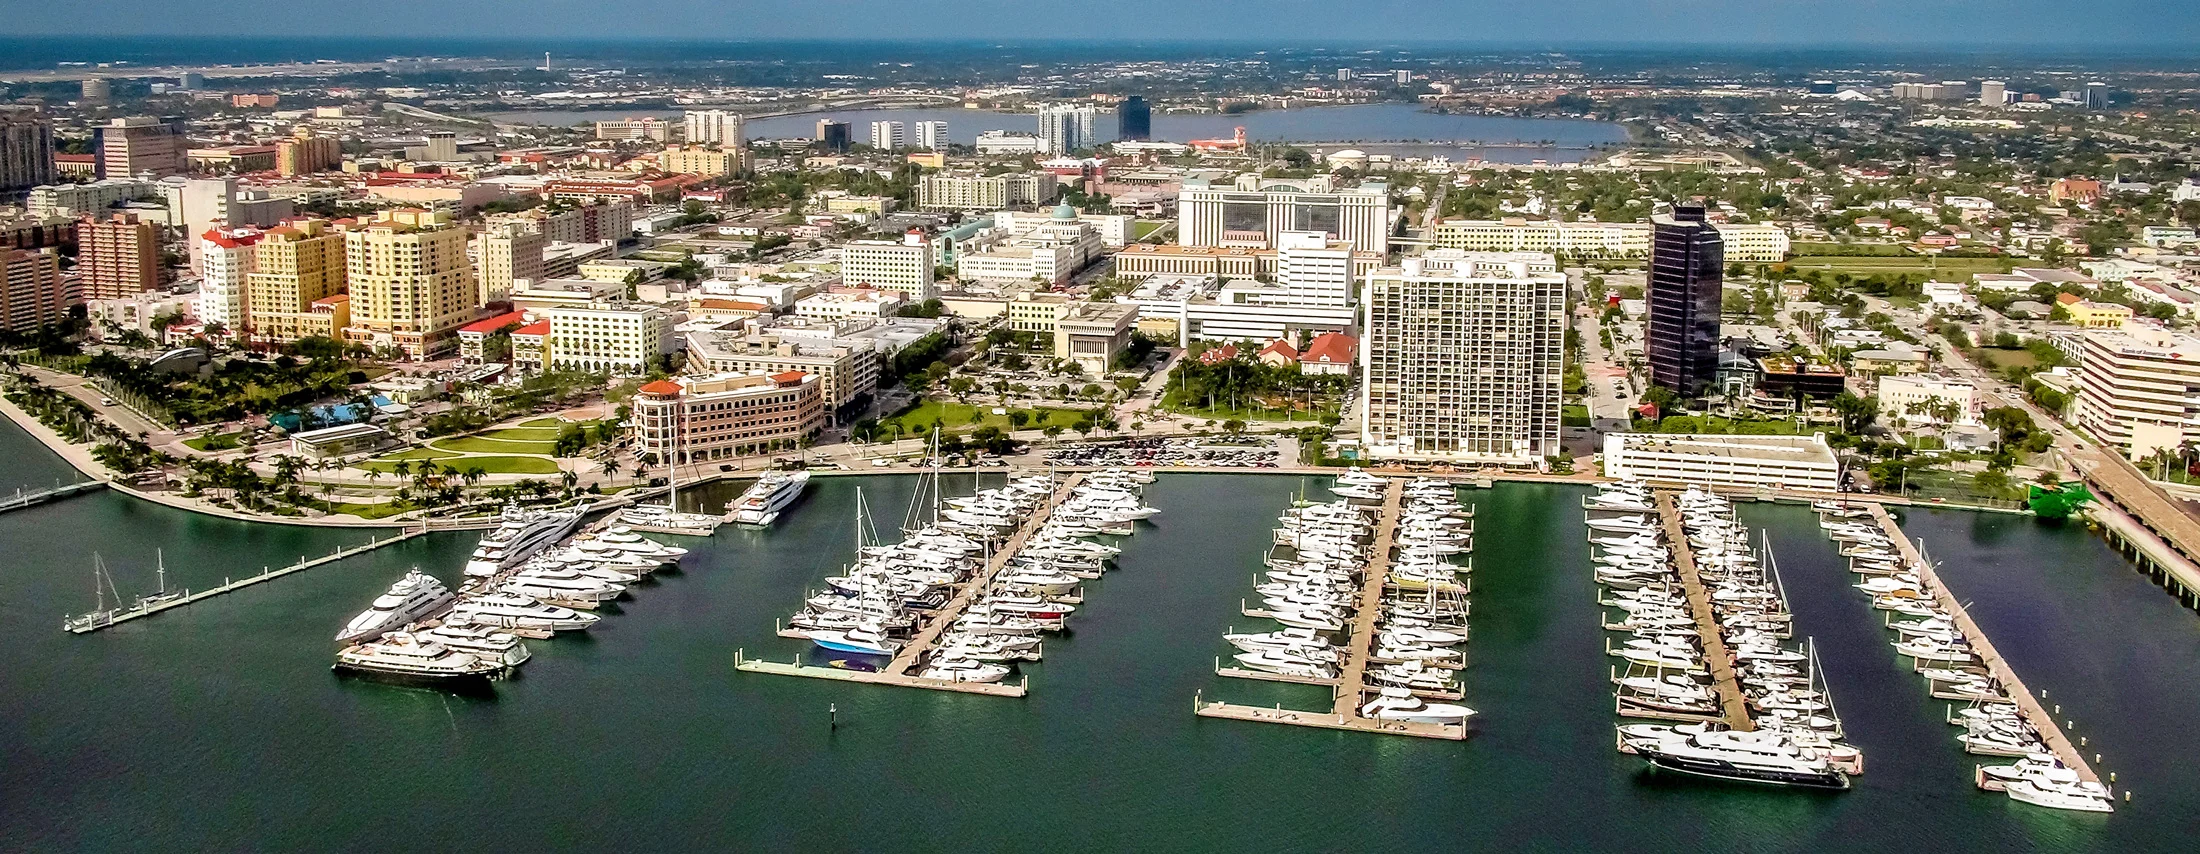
left=1051, top=202, right=1077, bottom=220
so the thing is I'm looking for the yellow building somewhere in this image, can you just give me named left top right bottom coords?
left=275, top=126, right=342, bottom=176
left=660, top=144, right=741, bottom=178
left=2056, top=293, right=2133, bottom=329
left=247, top=218, right=350, bottom=344
left=1007, top=291, right=1073, bottom=334
left=343, top=209, right=480, bottom=359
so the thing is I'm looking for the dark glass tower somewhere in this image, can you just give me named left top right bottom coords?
left=1646, top=203, right=1724, bottom=398
left=1117, top=96, right=1151, bottom=141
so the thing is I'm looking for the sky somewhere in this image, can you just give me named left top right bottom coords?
left=3, top=1, right=2197, bottom=47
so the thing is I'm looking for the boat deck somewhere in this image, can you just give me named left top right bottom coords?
left=1866, top=504, right=2101, bottom=785
left=1654, top=491, right=1755, bottom=731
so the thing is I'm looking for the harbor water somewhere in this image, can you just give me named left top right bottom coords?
left=2, top=415, right=2196, bottom=850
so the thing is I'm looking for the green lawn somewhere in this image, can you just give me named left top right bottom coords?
left=1786, top=255, right=2010, bottom=278
left=519, top=417, right=564, bottom=427
left=360, top=455, right=562, bottom=475
left=1790, top=242, right=1913, bottom=257
left=324, top=501, right=413, bottom=520
left=1132, top=220, right=1167, bottom=241
left=880, top=402, right=1094, bottom=435
left=1562, top=404, right=1592, bottom=427
left=1978, top=348, right=2040, bottom=371
left=183, top=431, right=244, bottom=452
left=433, top=435, right=558, bottom=454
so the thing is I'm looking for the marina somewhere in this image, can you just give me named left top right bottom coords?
left=64, top=528, right=426, bottom=633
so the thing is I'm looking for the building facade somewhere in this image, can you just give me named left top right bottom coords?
left=1360, top=250, right=1566, bottom=465
left=840, top=232, right=936, bottom=300
left=2073, top=326, right=2200, bottom=460
left=0, top=249, right=68, bottom=333
left=630, top=371, right=825, bottom=464
left=78, top=212, right=161, bottom=300
left=275, top=126, right=342, bottom=176
left=1117, top=96, right=1151, bottom=141
left=486, top=201, right=634, bottom=245
left=1601, top=433, right=1840, bottom=492
left=545, top=303, right=675, bottom=375
left=475, top=221, right=545, bottom=305
left=916, top=172, right=1058, bottom=212
left=343, top=209, right=480, bottom=359
left=683, top=110, right=745, bottom=147
left=1646, top=204, right=1725, bottom=397
left=661, top=145, right=740, bottom=179
left=195, top=226, right=262, bottom=332
left=0, top=107, right=55, bottom=197
left=247, top=219, right=350, bottom=344
left=914, top=121, right=948, bottom=151
left=1176, top=174, right=1391, bottom=255
left=96, top=116, right=187, bottom=179
left=1036, top=105, right=1097, bottom=154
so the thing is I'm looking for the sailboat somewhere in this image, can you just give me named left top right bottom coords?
left=133, top=549, right=186, bottom=609
left=63, top=554, right=127, bottom=631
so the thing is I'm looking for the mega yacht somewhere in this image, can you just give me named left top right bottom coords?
left=336, top=569, right=454, bottom=643
left=918, top=655, right=1012, bottom=683
left=1623, top=727, right=1851, bottom=790
left=463, top=504, right=587, bottom=577
left=416, top=624, right=532, bottom=668
left=730, top=470, right=812, bottom=527
left=806, top=621, right=902, bottom=656
left=333, top=632, right=504, bottom=682
left=446, top=593, right=601, bottom=631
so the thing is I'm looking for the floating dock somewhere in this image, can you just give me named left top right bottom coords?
left=1653, top=491, right=1755, bottom=731
left=64, top=528, right=428, bottom=633
left=0, top=480, right=107, bottom=516
left=733, top=649, right=1028, bottom=697
left=1865, top=504, right=2101, bottom=785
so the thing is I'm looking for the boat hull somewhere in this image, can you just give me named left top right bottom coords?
left=1643, top=753, right=1850, bottom=790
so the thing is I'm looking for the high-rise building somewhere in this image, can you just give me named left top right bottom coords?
left=1, top=107, right=56, bottom=197
left=683, top=110, right=745, bottom=146
left=78, top=212, right=162, bottom=300
left=2085, top=81, right=2110, bottom=110
left=475, top=221, right=545, bottom=305
left=1, top=249, right=69, bottom=334
left=275, top=126, right=341, bottom=176
left=176, top=176, right=237, bottom=274
left=1394, top=70, right=1412, bottom=86
left=815, top=120, right=852, bottom=153
left=1978, top=80, right=2008, bottom=107
left=1175, top=173, right=1391, bottom=255
left=1117, top=96, right=1151, bottom=141
left=546, top=303, right=676, bottom=375
left=1361, top=250, right=1566, bottom=465
left=423, top=131, right=458, bottom=162
left=1036, top=105, right=1097, bottom=154
left=841, top=231, right=936, bottom=300
left=195, top=225, right=262, bottom=332
left=660, top=145, right=740, bottom=178
left=869, top=121, right=904, bottom=150
left=81, top=79, right=111, bottom=102
left=915, top=171, right=1058, bottom=211
left=914, top=120, right=948, bottom=151
left=343, top=209, right=480, bottom=359
left=179, top=72, right=205, bottom=90
left=246, top=218, right=350, bottom=343
left=1646, top=203, right=1724, bottom=398
left=2074, top=325, right=2200, bottom=460
left=96, top=116, right=187, bottom=179
left=1337, top=68, right=1354, bottom=81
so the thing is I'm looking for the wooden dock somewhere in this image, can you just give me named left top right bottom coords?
left=734, top=649, right=1027, bottom=697
left=885, top=473, right=1087, bottom=677
left=1332, top=479, right=1405, bottom=720
left=1653, top=491, right=1755, bottom=731
left=1194, top=695, right=1466, bottom=740
left=63, top=528, right=427, bottom=633
left=1865, top=505, right=2102, bottom=785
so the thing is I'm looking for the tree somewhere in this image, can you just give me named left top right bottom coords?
left=1008, top=410, right=1031, bottom=431
left=1830, top=392, right=1878, bottom=434
left=1222, top=419, right=1247, bottom=435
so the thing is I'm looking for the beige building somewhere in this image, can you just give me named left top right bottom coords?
left=1430, top=218, right=1788, bottom=262
left=630, top=371, right=825, bottom=463
left=916, top=172, right=1057, bottom=211
left=1054, top=302, right=1138, bottom=372
left=660, top=145, right=741, bottom=178
left=840, top=232, right=936, bottom=300
left=1877, top=374, right=1982, bottom=426
left=1008, top=291, right=1073, bottom=334
left=1, top=249, right=69, bottom=334
left=475, top=221, right=545, bottom=304
left=247, top=219, right=350, bottom=344
left=1602, top=433, right=1840, bottom=492
left=1714, top=223, right=1792, bottom=263
left=485, top=202, right=633, bottom=244
left=686, top=330, right=872, bottom=425
left=343, top=209, right=480, bottom=359
left=545, top=303, right=675, bottom=375
left=2074, top=326, right=2200, bottom=460
left=1361, top=250, right=1566, bottom=465
left=275, top=126, right=341, bottom=176
left=97, top=116, right=186, bottom=179
left=78, top=212, right=161, bottom=300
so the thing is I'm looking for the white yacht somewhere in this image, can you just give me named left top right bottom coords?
left=333, top=632, right=503, bottom=682
left=463, top=504, right=588, bottom=577
left=1359, top=686, right=1475, bottom=725
left=730, top=470, right=812, bottom=527
left=336, top=569, right=454, bottom=643
left=416, top=625, right=531, bottom=668
left=918, top=655, right=1012, bottom=683
left=447, top=593, right=601, bottom=631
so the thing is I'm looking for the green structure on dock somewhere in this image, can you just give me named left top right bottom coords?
left=2027, top=482, right=2093, bottom=521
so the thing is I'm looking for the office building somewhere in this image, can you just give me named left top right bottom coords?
left=2074, top=325, right=2200, bottom=460
left=2085, top=81, right=2110, bottom=110
left=815, top=120, right=852, bottom=153
left=81, top=79, right=112, bottom=102
left=1, top=107, right=56, bottom=196
left=1036, top=105, right=1097, bottom=154
left=1434, top=218, right=1650, bottom=259
left=1713, top=223, right=1791, bottom=263
left=78, top=212, right=162, bottom=300
left=959, top=205, right=1105, bottom=287
left=195, top=225, right=262, bottom=331
left=1601, top=433, right=1840, bottom=492
left=475, top=221, right=545, bottom=305
left=1054, top=302, right=1138, bottom=373
left=247, top=218, right=350, bottom=343
left=974, top=131, right=1042, bottom=156
left=870, top=121, right=904, bottom=151
left=275, top=126, right=341, bottom=176
left=661, top=145, right=740, bottom=178
left=96, top=116, right=187, bottom=179
left=1646, top=203, right=1724, bottom=397
left=179, top=72, right=204, bottom=90
left=630, top=371, right=825, bottom=463
left=423, top=131, right=458, bottom=162
left=594, top=118, right=673, bottom=142
left=1176, top=173, right=1391, bottom=255
left=343, top=209, right=480, bottom=359
left=1877, top=374, right=1982, bottom=426
left=914, top=120, right=948, bottom=151
left=686, top=330, right=873, bottom=425
left=840, top=231, right=936, bottom=300
left=486, top=202, right=633, bottom=244
left=1360, top=250, right=1565, bottom=465
left=1979, top=80, right=2008, bottom=106
left=1117, top=96, right=1151, bottom=141
left=915, top=171, right=1057, bottom=211
left=27, top=178, right=153, bottom=219
left=546, top=303, right=676, bottom=375
left=1394, top=70, right=1412, bottom=86
left=684, top=110, right=746, bottom=147
left=0, top=249, right=69, bottom=334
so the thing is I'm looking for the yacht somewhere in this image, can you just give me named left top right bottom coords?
left=730, top=470, right=813, bottom=527
left=918, top=655, right=1011, bottom=684
left=1624, top=727, right=1852, bottom=790
left=1234, top=649, right=1337, bottom=679
left=807, top=621, right=902, bottom=656
left=336, top=570, right=454, bottom=643
left=416, top=624, right=532, bottom=668
left=446, top=593, right=601, bottom=631
left=1358, top=686, right=1475, bottom=725
left=333, top=632, right=503, bottom=682
left=463, top=504, right=587, bottom=577
left=2005, top=771, right=2116, bottom=813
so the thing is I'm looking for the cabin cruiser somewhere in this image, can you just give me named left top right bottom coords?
left=806, top=620, right=903, bottom=656
left=918, top=655, right=1011, bottom=683
left=1234, top=648, right=1337, bottom=679
left=463, top=504, right=587, bottom=577
left=446, top=592, right=601, bottom=631
left=1359, top=686, right=1474, bottom=725
left=730, top=470, right=812, bottom=526
left=334, top=631, right=504, bottom=681
left=336, top=569, right=454, bottom=643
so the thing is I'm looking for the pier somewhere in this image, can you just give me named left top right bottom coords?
left=0, top=480, right=107, bottom=515
left=734, top=473, right=1087, bottom=697
left=64, top=528, right=428, bottom=633
left=1653, top=491, right=1754, bottom=731
left=1865, top=505, right=2101, bottom=785
left=1197, top=478, right=1469, bottom=741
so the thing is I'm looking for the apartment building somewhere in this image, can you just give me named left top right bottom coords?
left=343, top=209, right=480, bottom=359
left=77, top=212, right=161, bottom=300
left=275, top=126, right=342, bottom=176
left=545, top=303, right=676, bottom=375
left=475, top=221, right=545, bottom=304
left=247, top=218, right=350, bottom=343
left=1360, top=250, right=1566, bottom=465
left=2074, top=325, right=2200, bottom=460
left=96, top=116, right=187, bottom=178
left=195, top=225, right=262, bottom=331
left=916, top=172, right=1057, bottom=212
left=0, top=249, right=68, bottom=334
left=1877, top=374, right=1982, bottom=426
left=486, top=201, right=634, bottom=245
left=630, top=371, right=825, bottom=463
left=661, top=144, right=741, bottom=178
left=686, top=330, right=873, bottom=426
left=683, top=110, right=745, bottom=147
left=839, top=232, right=936, bottom=300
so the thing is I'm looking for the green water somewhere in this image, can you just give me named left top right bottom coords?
left=2, top=415, right=2196, bottom=851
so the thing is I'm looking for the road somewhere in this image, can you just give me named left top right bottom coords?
left=1573, top=311, right=1636, bottom=430
left=17, top=365, right=171, bottom=441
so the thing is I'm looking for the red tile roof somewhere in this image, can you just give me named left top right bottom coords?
left=459, top=311, right=529, bottom=335
left=1258, top=339, right=1299, bottom=360
left=200, top=228, right=263, bottom=249
left=1197, top=343, right=1240, bottom=364
left=771, top=370, right=808, bottom=386
left=1299, top=332, right=1357, bottom=365
left=512, top=320, right=551, bottom=337
left=638, top=380, right=685, bottom=396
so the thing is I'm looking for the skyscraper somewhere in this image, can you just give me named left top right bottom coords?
left=815, top=120, right=852, bottom=153
left=683, top=110, right=745, bottom=147
left=1, top=249, right=68, bottom=334
left=78, top=212, right=162, bottom=300
left=1978, top=80, right=2007, bottom=107
left=0, top=106, right=55, bottom=196
left=247, top=218, right=351, bottom=343
left=1117, top=96, right=1151, bottom=141
left=914, top=120, right=948, bottom=151
left=344, top=209, right=480, bottom=359
left=95, top=116, right=187, bottom=179
left=195, top=225, right=262, bottom=332
left=870, top=121, right=904, bottom=150
left=1036, top=104, right=1097, bottom=154
left=1360, top=250, right=1566, bottom=465
left=2085, top=81, right=2110, bottom=110
left=475, top=221, right=545, bottom=305
left=1646, top=203, right=1724, bottom=398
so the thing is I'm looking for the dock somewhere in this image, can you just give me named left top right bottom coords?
left=1653, top=491, right=1754, bottom=731
left=1195, top=695, right=1466, bottom=739
left=1866, top=504, right=2101, bottom=785
left=0, top=480, right=107, bottom=515
left=64, top=528, right=428, bottom=633
left=734, top=649, right=1027, bottom=697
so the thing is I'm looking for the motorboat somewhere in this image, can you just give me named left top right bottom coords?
left=918, top=655, right=1012, bottom=683
left=463, top=504, right=587, bottom=577
left=1358, top=686, right=1474, bottom=725
left=446, top=593, right=601, bottom=631
left=336, top=569, right=454, bottom=643
left=333, top=631, right=503, bottom=682
left=415, top=624, right=531, bottom=668
left=1234, top=649, right=1337, bottom=679
left=807, top=621, right=903, bottom=656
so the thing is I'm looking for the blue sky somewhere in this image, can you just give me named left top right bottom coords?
left=3, top=1, right=2195, bottom=46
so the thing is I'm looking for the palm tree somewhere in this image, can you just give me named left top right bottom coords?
left=392, top=459, right=413, bottom=479
left=559, top=468, right=579, bottom=492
